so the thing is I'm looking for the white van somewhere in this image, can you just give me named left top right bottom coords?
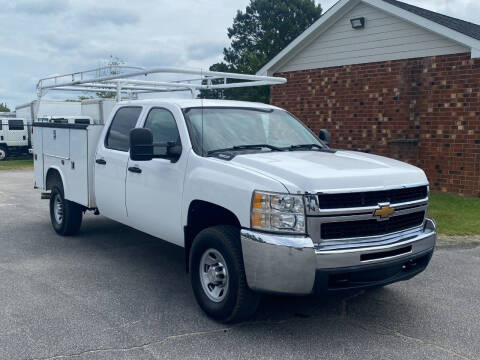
left=0, top=118, right=29, bottom=160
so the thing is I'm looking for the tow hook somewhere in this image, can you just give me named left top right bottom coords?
left=403, top=260, right=418, bottom=271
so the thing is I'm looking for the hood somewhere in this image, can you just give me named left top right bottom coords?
left=230, top=150, right=428, bottom=193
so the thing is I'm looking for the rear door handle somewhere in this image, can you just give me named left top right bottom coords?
left=95, top=158, right=107, bottom=165
left=128, top=166, right=142, bottom=174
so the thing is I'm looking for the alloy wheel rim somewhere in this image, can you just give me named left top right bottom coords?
left=53, top=194, right=64, bottom=224
left=199, top=248, right=229, bottom=303
left=0, top=149, right=5, bottom=160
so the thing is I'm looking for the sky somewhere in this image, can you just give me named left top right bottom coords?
left=1, top=0, right=479, bottom=109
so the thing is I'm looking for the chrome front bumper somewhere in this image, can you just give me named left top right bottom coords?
left=240, top=218, right=436, bottom=295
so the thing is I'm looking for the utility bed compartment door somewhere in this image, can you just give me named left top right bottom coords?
left=42, top=128, right=70, bottom=159
left=66, top=130, right=88, bottom=205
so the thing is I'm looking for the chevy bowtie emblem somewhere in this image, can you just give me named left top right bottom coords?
left=374, top=204, right=395, bottom=219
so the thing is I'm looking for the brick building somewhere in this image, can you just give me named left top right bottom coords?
left=258, top=0, right=480, bottom=197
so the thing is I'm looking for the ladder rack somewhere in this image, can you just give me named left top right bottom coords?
left=37, top=66, right=287, bottom=101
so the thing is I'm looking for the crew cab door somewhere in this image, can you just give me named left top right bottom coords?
left=125, top=106, right=187, bottom=246
left=5, top=119, right=27, bottom=146
left=94, top=106, right=143, bottom=223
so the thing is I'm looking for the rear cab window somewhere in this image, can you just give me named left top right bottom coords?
left=105, top=107, right=142, bottom=152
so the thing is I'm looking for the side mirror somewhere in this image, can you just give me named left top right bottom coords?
left=319, top=129, right=331, bottom=147
left=130, top=128, right=154, bottom=161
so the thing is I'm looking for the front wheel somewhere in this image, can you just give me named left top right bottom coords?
left=49, top=186, right=83, bottom=236
left=190, top=225, right=260, bottom=323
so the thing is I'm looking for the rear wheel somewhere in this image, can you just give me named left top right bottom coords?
left=49, top=183, right=83, bottom=236
left=0, top=146, right=7, bottom=161
left=190, top=225, right=260, bottom=323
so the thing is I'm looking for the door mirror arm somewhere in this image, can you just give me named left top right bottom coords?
left=150, top=141, right=182, bottom=163
left=319, top=129, right=331, bottom=147
left=130, top=129, right=182, bottom=163
left=130, top=128, right=154, bottom=161
left=166, top=142, right=182, bottom=163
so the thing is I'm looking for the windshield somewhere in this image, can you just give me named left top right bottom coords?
left=184, top=107, right=324, bottom=155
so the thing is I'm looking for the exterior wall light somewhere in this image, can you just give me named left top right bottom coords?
left=350, top=17, right=366, bottom=29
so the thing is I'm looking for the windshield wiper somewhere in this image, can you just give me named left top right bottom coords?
left=207, top=144, right=284, bottom=156
left=287, top=144, right=335, bottom=153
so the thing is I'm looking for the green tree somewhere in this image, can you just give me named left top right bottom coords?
left=201, top=0, right=322, bottom=103
left=0, top=103, right=10, bottom=112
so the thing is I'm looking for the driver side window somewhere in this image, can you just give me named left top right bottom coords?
left=144, top=108, right=181, bottom=156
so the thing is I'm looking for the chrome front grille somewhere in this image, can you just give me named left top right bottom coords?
left=317, top=185, right=428, bottom=209
left=306, top=186, right=429, bottom=247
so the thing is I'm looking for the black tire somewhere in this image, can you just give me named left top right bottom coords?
left=190, top=225, right=260, bottom=323
left=0, top=146, right=8, bottom=161
left=49, top=182, right=83, bottom=236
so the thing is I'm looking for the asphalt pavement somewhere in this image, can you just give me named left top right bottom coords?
left=0, top=170, right=479, bottom=360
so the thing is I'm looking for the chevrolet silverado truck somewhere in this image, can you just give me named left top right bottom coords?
left=32, top=67, right=436, bottom=322
left=33, top=98, right=436, bottom=322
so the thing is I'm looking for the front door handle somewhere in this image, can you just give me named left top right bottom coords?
left=128, top=166, right=142, bottom=174
left=95, top=158, right=107, bottom=165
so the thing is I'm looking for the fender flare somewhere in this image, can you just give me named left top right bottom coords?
left=45, top=166, right=68, bottom=197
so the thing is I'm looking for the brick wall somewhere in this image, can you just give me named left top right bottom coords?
left=271, top=52, right=480, bottom=197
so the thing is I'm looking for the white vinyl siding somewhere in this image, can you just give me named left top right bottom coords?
left=277, top=2, right=469, bottom=72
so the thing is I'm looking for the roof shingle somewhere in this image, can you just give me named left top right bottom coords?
left=383, top=0, right=480, bottom=41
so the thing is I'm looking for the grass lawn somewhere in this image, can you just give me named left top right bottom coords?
left=429, top=192, right=480, bottom=236
left=0, top=158, right=33, bottom=171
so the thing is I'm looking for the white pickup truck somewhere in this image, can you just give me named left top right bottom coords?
left=33, top=97, right=436, bottom=322
left=32, top=67, right=436, bottom=322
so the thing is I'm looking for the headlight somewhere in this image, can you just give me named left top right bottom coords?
left=251, top=191, right=305, bottom=234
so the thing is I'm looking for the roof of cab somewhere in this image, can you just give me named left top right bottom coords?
left=116, top=98, right=282, bottom=111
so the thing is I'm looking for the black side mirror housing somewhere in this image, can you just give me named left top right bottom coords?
left=130, top=128, right=154, bottom=161
left=319, top=129, right=331, bottom=147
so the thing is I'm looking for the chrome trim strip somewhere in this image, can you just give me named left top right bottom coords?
left=312, top=225, right=424, bottom=249
left=312, top=182, right=429, bottom=195
left=306, top=197, right=428, bottom=216
left=316, top=235, right=425, bottom=255
left=314, top=204, right=427, bottom=224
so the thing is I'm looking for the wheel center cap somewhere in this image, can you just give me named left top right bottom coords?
left=207, top=267, right=217, bottom=283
